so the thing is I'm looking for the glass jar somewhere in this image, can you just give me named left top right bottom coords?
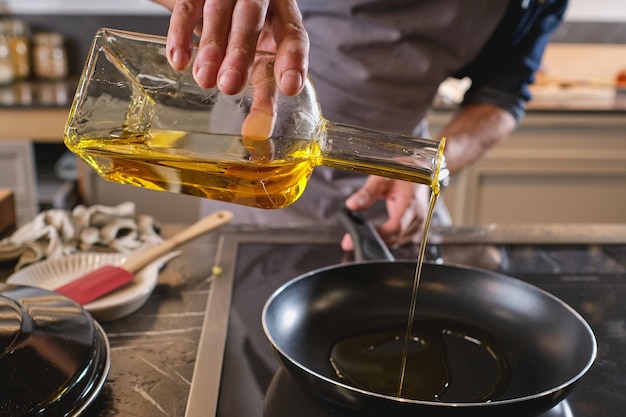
left=0, top=22, right=15, bottom=85
left=5, top=19, right=30, bottom=80
left=33, top=32, right=68, bottom=80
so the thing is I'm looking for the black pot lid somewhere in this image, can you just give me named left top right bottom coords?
left=0, top=283, right=111, bottom=416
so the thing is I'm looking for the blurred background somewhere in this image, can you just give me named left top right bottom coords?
left=0, top=0, right=624, bottom=230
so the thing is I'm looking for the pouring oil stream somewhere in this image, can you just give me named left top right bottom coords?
left=396, top=138, right=445, bottom=397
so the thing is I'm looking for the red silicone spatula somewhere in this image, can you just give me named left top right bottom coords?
left=55, top=210, right=233, bottom=305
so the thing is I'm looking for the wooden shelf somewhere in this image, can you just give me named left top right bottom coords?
left=0, top=108, right=69, bottom=143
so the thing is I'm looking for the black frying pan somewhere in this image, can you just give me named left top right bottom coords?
left=262, top=210, right=596, bottom=416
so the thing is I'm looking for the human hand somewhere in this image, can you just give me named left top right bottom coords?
left=241, top=52, right=277, bottom=160
left=341, top=176, right=431, bottom=251
left=152, top=0, right=309, bottom=96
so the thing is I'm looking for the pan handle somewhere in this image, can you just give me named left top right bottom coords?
left=337, top=208, right=395, bottom=262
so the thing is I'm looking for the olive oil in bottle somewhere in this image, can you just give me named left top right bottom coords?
left=67, top=129, right=317, bottom=209
left=64, top=29, right=447, bottom=209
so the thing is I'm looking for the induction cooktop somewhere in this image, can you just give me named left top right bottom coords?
left=184, top=227, right=626, bottom=417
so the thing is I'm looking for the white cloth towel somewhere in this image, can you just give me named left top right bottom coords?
left=0, top=202, right=163, bottom=270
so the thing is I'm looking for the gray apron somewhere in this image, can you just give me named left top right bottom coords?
left=200, top=0, right=509, bottom=228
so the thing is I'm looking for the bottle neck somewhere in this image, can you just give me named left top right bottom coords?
left=318, top=121, right=445, bottom=189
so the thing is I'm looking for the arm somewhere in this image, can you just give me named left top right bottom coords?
left=343, top=1, right=567, bottom=250
left=151, top=0, right=309, bottom=96
left=439, top=103, right=516, bottom=174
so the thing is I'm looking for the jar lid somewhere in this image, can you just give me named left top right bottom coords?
left=0, top=284, right=110, bottom=416
left=33, top=32, right=65, bottom=46
left=6, top=19, right=30, bottom=36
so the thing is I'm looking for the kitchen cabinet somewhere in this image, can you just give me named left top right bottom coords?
left=0, top=106, right=73, bottom=225
left=1, top=101, right=204, bottom=224
left=0, top=140, right=38, bottom=226
left=430, top=110, right=626, bottom=225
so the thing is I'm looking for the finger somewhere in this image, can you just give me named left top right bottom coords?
left=166, top=0, right=204, bottom=71
left=217, top=0, right=269, bottom=94
left=380, top=184, right=415, bottom=233
left=268, top=0, right=309, bottom=95
left=384, top=183, right=431, bottom=248
left=193, top=0, right=237, bottom=89
left=345, top=176, right=390, bottom=210
left=377, top=182, right=418, bottom=247
left=344, top=178, right=416, bottom=248
left=341, top=233, right=355, bottom=252
left=241, top=53, right=277, bottom=160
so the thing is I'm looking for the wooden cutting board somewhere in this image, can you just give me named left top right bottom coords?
left=0, top=189, right=16, bottom=238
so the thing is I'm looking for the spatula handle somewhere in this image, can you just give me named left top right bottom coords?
left=121, top=210, right=234, bottom=273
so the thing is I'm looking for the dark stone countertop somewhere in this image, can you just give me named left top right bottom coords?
left=0, top=222, right=223, bottom=416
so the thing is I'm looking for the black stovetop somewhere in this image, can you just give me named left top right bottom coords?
left=200, top=230, right=626, bottom=417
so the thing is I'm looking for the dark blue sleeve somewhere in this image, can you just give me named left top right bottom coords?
left=457, top=0, right=568, bottom=122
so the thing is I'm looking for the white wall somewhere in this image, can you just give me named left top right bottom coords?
left=1, top=0, right=626, bottom=20
left=0, top=0, right=168, bottom=15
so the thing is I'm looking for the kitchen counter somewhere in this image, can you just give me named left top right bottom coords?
left=432, top=93, right=626, bottom=114
left=1, top=222, right=626, bottom=416
left=0, top=222, right=224, bottom=416
left=0, top=107, right=69, bottom=142
left=526, top=87, right=626, bottom=113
